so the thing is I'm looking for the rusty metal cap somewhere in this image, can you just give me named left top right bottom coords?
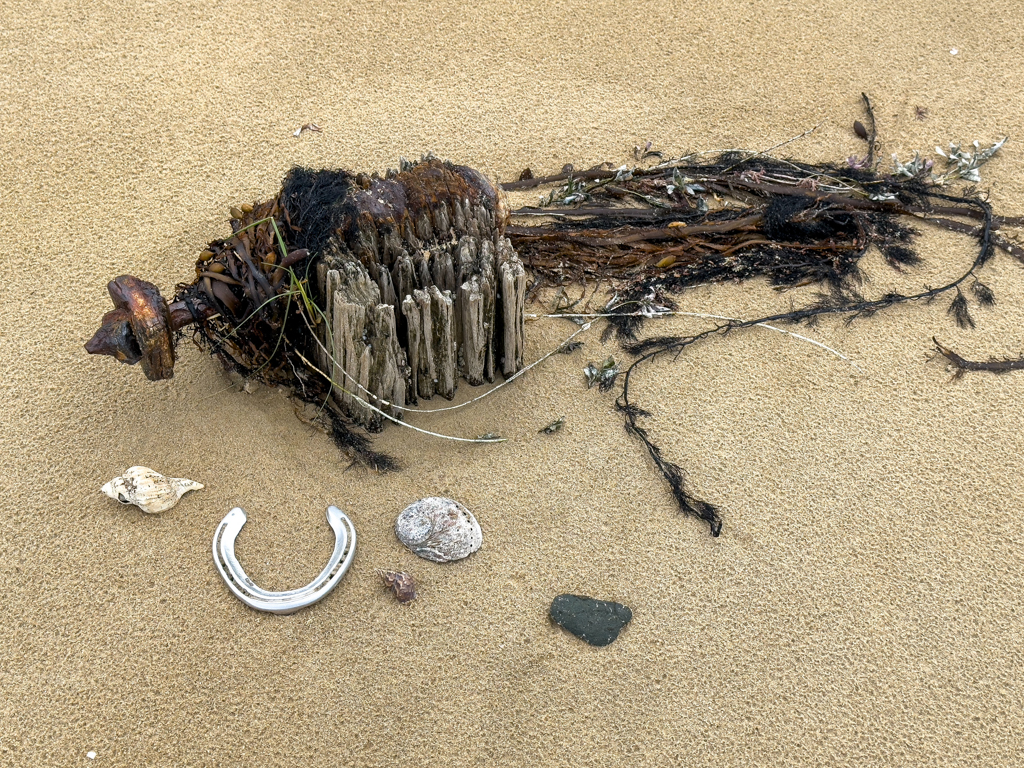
left=85, top=275, right=175, bottom=380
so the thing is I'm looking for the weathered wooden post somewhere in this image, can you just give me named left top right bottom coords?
left=85, top=157, right=527, bottom=431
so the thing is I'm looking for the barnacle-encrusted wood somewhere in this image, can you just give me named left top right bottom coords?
left=86, top=157, right=528, bottom=430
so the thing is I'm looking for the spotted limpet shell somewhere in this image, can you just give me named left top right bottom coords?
left=394, top=497, right=482, bottom=563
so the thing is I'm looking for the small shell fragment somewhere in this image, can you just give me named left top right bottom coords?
left=293, top=122, right=322, bottom=137
left=101, top=466, right=203, bottom=514
left=377, top=570, right=417, bottom=603
left=395, top=497, right=482, bottom=563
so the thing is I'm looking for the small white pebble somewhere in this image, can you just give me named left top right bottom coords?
left=950, top=48, right=959, bottom=55
left=87, top=752, right=97, bottom=760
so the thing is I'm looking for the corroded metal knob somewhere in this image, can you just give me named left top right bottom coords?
left=84, top=275, right=177, bottom=380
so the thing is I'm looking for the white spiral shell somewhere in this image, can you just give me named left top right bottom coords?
left=101, top=466, right=203, bottom=514
left=394, top=497, right=482, bottom=562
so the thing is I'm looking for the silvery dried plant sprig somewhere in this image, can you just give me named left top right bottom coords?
left=539, top=416, right=566, bottom=434
left=605, top=290, right=673, bottom=321
left=638, top=296, right=673, bottom=319
left=891, top=151, right=935, bottom=179
left=891, top=137, right=1008, bottom=186
left=539, top=174, right=592, bottom=206
left=584, top=357, right=620, bottom=391
left=932, top=138, right=1009, bottom=184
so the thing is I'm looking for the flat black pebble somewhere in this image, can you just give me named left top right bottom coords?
left=549, top=594, right=632, bottom=647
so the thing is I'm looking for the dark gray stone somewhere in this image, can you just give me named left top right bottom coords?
left=549, top=594, right=632, bottom=647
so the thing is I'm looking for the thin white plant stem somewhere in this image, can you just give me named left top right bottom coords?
left=293, top=350, right=507, bottom=444
left=301, top=300, right=593, bottom=413
left=526, top=310, right=863, bottom=373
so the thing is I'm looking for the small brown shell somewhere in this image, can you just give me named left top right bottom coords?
left=377, top=570, right=417, bottom=603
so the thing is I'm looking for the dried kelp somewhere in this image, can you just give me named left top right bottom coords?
left=933, top=338, right=1024, bottom=378
left=500, top=97, right=1022, bottom=536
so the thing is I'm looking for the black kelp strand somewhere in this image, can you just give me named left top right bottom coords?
left=948, top=289, right=975, bottom=329
left=971, top=280, right=996, bottom=306
left=607, top=187, right=998, bottom=535
left=330, top=414, right=401, bottom=473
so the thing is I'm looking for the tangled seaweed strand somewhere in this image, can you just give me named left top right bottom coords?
left=611, top=189, right=999, bottom=536
left=505, top=151, right=1021, bottom=323
left=502, top=94, right=1023, bottom=535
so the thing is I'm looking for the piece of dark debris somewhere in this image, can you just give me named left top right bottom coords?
left=539, top=416, right=565, bottom=434
left=549, top=594, right=633, bottom=647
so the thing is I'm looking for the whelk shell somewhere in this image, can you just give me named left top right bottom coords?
left=101, top=466, right=204, bottom=514
left=377, top=570, right=418, bottom=603
left=394, top=497, right=482, bottom=563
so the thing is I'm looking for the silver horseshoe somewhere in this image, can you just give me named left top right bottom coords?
left=212, top=506, right=356, bottom=614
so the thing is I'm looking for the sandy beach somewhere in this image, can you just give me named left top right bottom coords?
left=2, top=1, right=1023, bottom=765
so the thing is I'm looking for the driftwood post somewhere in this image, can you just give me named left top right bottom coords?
left=310, top=158, right=527, bottom=429
left=84, top=156, right=528, bottom=434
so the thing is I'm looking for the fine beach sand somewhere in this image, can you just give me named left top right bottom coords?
left=3, top=1, right=1024, bottom=765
